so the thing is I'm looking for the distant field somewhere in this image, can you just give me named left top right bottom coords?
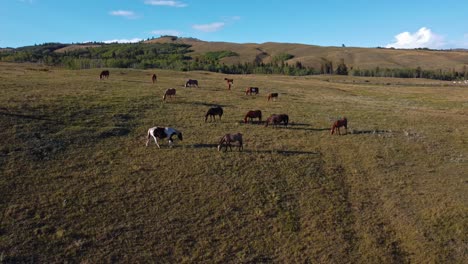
left=0, top=62, right=466, bottom=262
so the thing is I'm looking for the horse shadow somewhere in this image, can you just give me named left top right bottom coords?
left=278, top=123, right=330, bottom=132
left=243, top=149, right=320, bottom=156
left=189, top=143, right=219, bottom=149
left=178, top=101, right=233, bottom=108
left=349, top=129, right=393, bottom=135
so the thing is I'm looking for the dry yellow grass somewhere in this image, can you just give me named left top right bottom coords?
left=0, top=62, right=467, bottom=262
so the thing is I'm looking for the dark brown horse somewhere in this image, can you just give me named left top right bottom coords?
left=267, top=93, right=278, bottom=101
left=224, top=78, right=233, bottom=90
left=265, top=114, right=289, bottom=127
left=205, top=106, right=223, bottom=122
left=185, top=79, right=199, bottom=88
left=100, top=70, right=110, bottom=80
left=331, top=117, right=348, bottom=135
left=244, top=110, right=262, bottom=123
left=218, top=133, right=243, bottom=152
left=163, top=88, right=176, bottom=101
left=152, top=74, right=157, bottom=84
left=245, top=87, right=259, bottom=95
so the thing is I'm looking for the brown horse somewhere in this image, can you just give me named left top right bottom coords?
left=218, top=133, right=243, bottom=152
left=185, top=79, right=199, bottom=88
left=244, top=110, right=262, bottom=123
left=205, top=106, right=223, bottom=122
left=245, top=87, right=259, bottom=95
left=331, top=117, right=348, bottom=135
left=100, top=70, right=109, bottom=80
left=163, top=88, right=176, bottom=101
left=265, top=114, right=289, bottom=127
left=267, top=93, right=278, bottom=101
left=152, top=74, right=157, bottom=84
left=224, top=78, right=233, bottom=90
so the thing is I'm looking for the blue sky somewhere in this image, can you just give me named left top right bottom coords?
left=2, top=0, right=468, bottom=48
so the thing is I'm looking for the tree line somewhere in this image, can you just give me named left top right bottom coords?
left=1, top=42, right=466, bottom=80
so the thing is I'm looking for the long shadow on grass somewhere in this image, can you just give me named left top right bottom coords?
left=243, top=149, right=320, bottom=156
left=0, top=111, right=62, bottom=123
left=349, top=129, right=393, bottom=135
left=176, top=101, right=233, bottom=108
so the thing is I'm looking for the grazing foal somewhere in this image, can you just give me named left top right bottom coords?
left=152, top=74, right=157, bottom=84
left=100, top=70, right=110, bottom=80
left=218, top=133, right=243, bottom=152
left=244, top=110, right=262, bottom=123
left=205, top=106, right=223, bottom=122
left=163, top=88, right=176, bottom=101
left=331, top=117, right=348, bottom=135
left=245, top=87, right=259, bottom=95
left=185, top=79, right=199, bottom=88
left=224, top=78, right=234, bottom=90
left=146, top=126, right=183, bottom=148
left=265, top=114, right=289, bottom=127
left=267, top=93, right=278, bottom=101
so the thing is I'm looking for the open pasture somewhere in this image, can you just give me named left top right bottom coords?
left=0, top=63, right=466, bottom=262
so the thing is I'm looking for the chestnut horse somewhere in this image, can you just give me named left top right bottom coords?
left=163, top=88, right=176, bottom=101
left=146, top=126, right=183, bottom=148
left=205, top=106, right=223, bottom=122
left=218, top=133, right=243, bottom=152
left=244, top=110, right=262, bottom=123
left=100, top=70, right=110, bottom=80
left=245, top=87, right=259, bottom=95
left=185, top=79, right=199, bottom=88
left=331, top=117, right=348, bottom=135
left=152, top=74, right=157, bottom=84
left=224, top=78, right=233, bottom=90
left=267, top=93, right=278, bottom=101
left=265, top=114, right=289, bottom=127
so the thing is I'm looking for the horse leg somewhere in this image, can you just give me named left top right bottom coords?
left=146, top=132, right=151, bottom=147
left=152, top=135, right=161, bottom=148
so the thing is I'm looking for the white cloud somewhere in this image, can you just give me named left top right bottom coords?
left=386, top=27, right=445, bottom=49
left=151, top=30, right=182, bottom=36
left=103, top=38, right=143, bottom=44
left=109, top=10, right=138, bottom=19
left=144, top=0, right=187, bottom=7
left=192, top=22, right=225, bottom=33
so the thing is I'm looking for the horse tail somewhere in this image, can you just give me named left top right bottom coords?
left=244, top=114, right=248, bottom=123
left=163, top=94, right=167, bottom=101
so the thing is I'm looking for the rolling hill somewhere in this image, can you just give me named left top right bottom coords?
left=143, top=36, right=468, bottom=71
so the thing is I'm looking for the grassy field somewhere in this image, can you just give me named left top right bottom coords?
left=0, top=62, right=467, bottom=263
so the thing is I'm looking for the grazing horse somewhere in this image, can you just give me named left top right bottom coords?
left=244, top=110, right=262, bottom=123
left=152, top=74, right=157, bottom=84
left=163, top=88, right=176, bottom=101
left=267, top=93, right=279, bottom=101
left=205, top=106, right=223, bottom=122
left=265, top=114, right=289, bottom=127
left=245, top=87, right=259, bottom=95
left=218, top=133, right=243, bottom=152
left=331, top=117, right=348, bottom=135
left=146, top=126, right=183, bottom=148
left=224, top=78, right=234, bottom=90
left=100, top=70, right=110, bottom=80
left=185, top=79, right=199, bottom=88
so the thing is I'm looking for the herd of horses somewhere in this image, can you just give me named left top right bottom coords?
left=100, top=70, right=348, bottom=151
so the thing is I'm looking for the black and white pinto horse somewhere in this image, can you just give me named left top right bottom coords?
left=146, top=126, right=183, bottom=148
left=218, top=133, right=243, bottom=152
